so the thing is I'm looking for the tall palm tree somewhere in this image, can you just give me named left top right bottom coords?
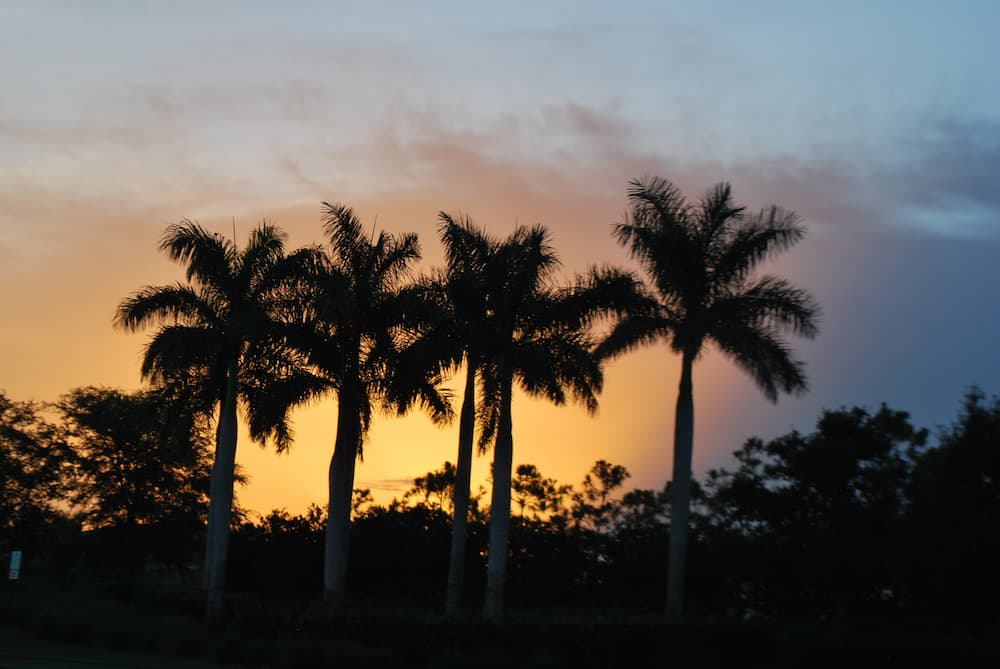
left=477, top=224, right=639, bottom=623
left=115, top=221, right=312, bottom=623
left=600, top=176, right=820, bottom=614
left=289, top=202, right=451, bottom=602
left=425, top=213, right=497, bottom=615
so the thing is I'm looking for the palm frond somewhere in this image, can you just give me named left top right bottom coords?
left=321, top=201, right=367, bottom=269
left=509, top=223, right=560, bottom=286
left=712, top=322, right=809, bottom=402
left=594, top=312, right=674, bottom=361
left=697, top=181, right=744, bottom=247
left=237, top=222, right=289, bottom=297
left=114, top=283, right=220, bottom=332
left=617, top=179, right=701, bottom=303
left=385, top=345, right=455, bottom=426
left=438, top=211, right=494, bottom=278
left=159, top=220, right=236, bottom=294
left=140, top=325, right=227, bottom=389
left=709, top=276, right=820, bottom=339
left=476, top=362, right=503, bottom=453
left=710, top=207, right=804, bottom=286
left=555, top=265, right=653, bottom=330
left=372, top=231, right=422, bottom=289
left=242, top=348, right=329, bottom=453
left=515, top=327, right=602, bottom=414
left=625, top=176, right=689, bottom=227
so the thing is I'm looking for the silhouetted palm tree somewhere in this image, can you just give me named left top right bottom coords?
left=290, top=202, right=451, bottom=602
left=478, top=224, right=638, bottom=623
left=115, top=221, right=313, bottom=623
left=600, top=177, right=820, bottom=613
left=420, top=213, right=498, bottom=615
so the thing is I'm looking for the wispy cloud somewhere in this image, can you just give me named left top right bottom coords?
left=359, top=477, right=416, bottom=494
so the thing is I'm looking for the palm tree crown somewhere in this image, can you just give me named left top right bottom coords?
left=115, top=221, right=306, bottom=439
left=604, top=177, right=819, bottom=397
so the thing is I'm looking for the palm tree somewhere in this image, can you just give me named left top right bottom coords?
left=477, top=224, right=638, bottom=623
left=600, top=176, right=820, bottom=614
left=424, top=213, right=497, bottom=615
left=289, top=202, right=451, bottom=602
left=397, top=212, right=510, bottom=614
left=115, top=221, right=312, bottom=623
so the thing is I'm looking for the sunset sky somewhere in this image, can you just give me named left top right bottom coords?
left=2, top=1, right=999, bottom=514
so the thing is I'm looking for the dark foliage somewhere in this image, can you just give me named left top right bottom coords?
left=906, top=389, right=1000, bottom=626
left=701, top=405, right=926, bottom=623
left=57, top=385, right=214, bottom=575
left=0, top=391, right=73, bottom=559
left=0, top=385, right=218, bottom=583
left=3, top=385, right=1000, bottom=643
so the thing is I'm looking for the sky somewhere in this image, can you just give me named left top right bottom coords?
left=2, top=1, right=999, bottom=514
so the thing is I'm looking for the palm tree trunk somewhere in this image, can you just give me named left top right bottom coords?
left=445, top=360, right=477, bottom=615
left=484, top=371, right=514, bottom=624
left=667, top=351, right=695, bottom=615
left=324, top=392, right=361, bottom=602
left=205, top=364, right=239, bottom=625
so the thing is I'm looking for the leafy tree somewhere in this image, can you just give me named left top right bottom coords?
left=616, top=485, right=670, bottom=536
left=600, top=177, right=820, bottom=613
left=351, top=488, right=376, bottom=519
left=286, top=203, right=451, bottom=602
left=343, top=482, right=458, bottom=600
left=57, top=385, right=215, bottom=576
left=228, top=505, right=325, bottom=595
left=562, top=461, right=637, bottom=600
left=607, top=484, right=671, bottom=606
left=115, top=221, right=312, bottom=622
left=908, top=388, right=1000, bottom=623
left=0, top=391, right=71, bottom=558
left=512, top=464, right=571, bottom=521
left=571, top=459, right=630, bottom=533
left=703, top=405, right=924, bottom=623
left=403, top=461, right=457, bottom=513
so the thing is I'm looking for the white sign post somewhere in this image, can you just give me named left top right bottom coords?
left=9, top=550, right=21, bottom=580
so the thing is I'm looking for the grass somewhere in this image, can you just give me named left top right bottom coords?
left=0, top=627, right=227, bottom=669
left=2, top=581, right=1000, bottom=668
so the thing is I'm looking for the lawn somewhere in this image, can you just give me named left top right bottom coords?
left=3, top=582, right=1000, bottom=668
left=0, top=627, right=226, bottom=669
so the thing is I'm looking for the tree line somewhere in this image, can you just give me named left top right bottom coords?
left=240, top=392, right=997, bottom=629
left=3, top=387, right=998, bottom=632
left=9, top=176, right=823, bottom=624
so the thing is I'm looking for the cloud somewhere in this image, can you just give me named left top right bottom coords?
left=283, top=101, right=1000, bottom=242
left=120, top=79, right=337, bottom=128
left=890, top=119, right=1000, bottom=237
left=0, top=117, right=164, bottom=149
left=358, top=477, right=416, bottom=494
left=265, top=102, right=1000, bottom=463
